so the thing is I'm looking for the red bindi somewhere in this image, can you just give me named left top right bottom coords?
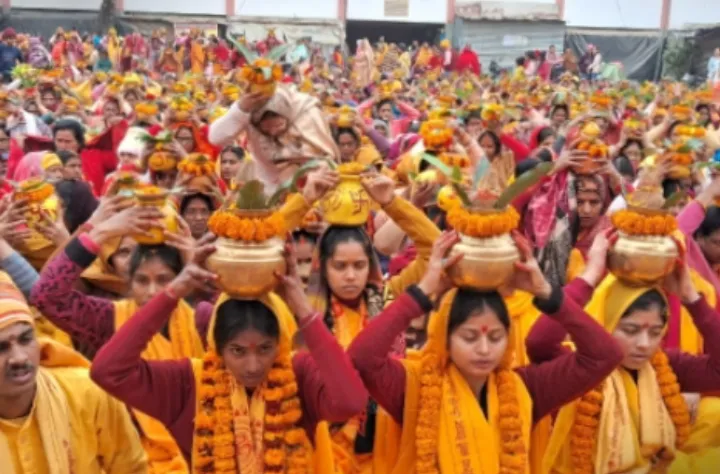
left=248, top=343, right=258, bottom=350
left=480, top=325, right=489, bottom=334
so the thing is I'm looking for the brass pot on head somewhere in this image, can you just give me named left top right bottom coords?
left=447, top=209, right=520, bottom=291
left=205, top=209, right=286, bottom=298
left=607, top=232, right=678, bottom=286
left=206, top=235, right=286, bottom=299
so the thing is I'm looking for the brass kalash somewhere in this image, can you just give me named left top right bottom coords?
left=440, top=159, right=554, bottom=291
left=607, top=167, right=681, bottom=286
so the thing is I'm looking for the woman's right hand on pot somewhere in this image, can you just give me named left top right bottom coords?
left=166, top=248, right=218, bottom=300
left=303, top=164, right=340, bottom=204
left=87, top=194, right=134, bottom=228
left=238, top=91, right=270, bottom=114
left=88, top=206, right=165, bottom=244
left=275, top=242, right=315, bottom=322
left=417, top=230, right=463, bottom=299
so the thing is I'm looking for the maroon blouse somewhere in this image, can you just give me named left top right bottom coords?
left=90, top=291, right=369, bottom=462
left=347, top=288, right=624, bottom=424
left=526, top=278, right=720, bottom=394
left=30, top=237, right=213, bottom=354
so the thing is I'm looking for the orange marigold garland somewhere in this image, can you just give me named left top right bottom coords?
left=650, top=350, right=691, bottom=447
left=193, top=352, right=236, bottom=474
left=15, top=178, right=54, bottom=203
left=194, top=351, right=312, bottom=474
left=610, top=209, right=677, bottom=236
left=419, top=119, right=453, bottom=151
left=415, top=353, right=443, bottom=474
left=178, top=155, right=215, bottom=177
left=446, top=206, right=520, bottom=238
left=208, top=210, right=285, bottom=242
left=496, top=369, right=527, bottom=474
left=569, top=351, right=689, bottom=472
left=569, top=384, right=604, bottom=474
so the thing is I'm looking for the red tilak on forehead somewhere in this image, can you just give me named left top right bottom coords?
left=480, top=325, right=489, bottom=334
left=248, top=342, right=258, bottom=350
left=641, top=323, right=650, bottom=330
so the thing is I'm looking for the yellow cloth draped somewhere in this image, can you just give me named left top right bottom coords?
left=565, top=249, right=586, bottom=284
left=81, top=236, right=128, bottom=296
left=191, top=292, right=322, bottom=473
left=0, top=339, right=147, bottom=474
left=372, top=289, right=534, bottom=473
left=107, top=37, right=121, bottom=66
left=114, top=298, right=204, bottom=473
left=414, top=47, right=431, bottom=68
left=190, top=42, right=206, bottom=74
left=504, top=290, right=541, bottom=368
left=542, top=275, right=720, bottom=474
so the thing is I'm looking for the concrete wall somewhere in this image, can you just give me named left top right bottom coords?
left=234, top=0, right=338, bottom=20
left=346, top=0, right=448, bottom=23
left=12, top=0, right=101, bottom=10
left=124, top=0, right=226, bottom=15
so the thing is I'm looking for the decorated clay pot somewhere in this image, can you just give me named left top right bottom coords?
left=206, top=235, right=286, bottom=298
left=132, top=188, right=178, bottom=245
left=608, top=232, right=678, bottom=286
left=320, top=174, right=371, bottom=227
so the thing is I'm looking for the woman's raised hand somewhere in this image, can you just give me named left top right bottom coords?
left=361, top=171, right=395, bottom=206
left=166, top=236, right=217, bottom=299
left=663, top=240, right=700, bottom=305
left=507, top=231, right=553, bottom=299
left=88, top=206, right=165, bottom=243
left=303, top=163, right=339, bottom=204
left=275, top=242, right=315, bottom=322
left=581, top=229, right=617, bottom=287
left=417, top=230, right=463, bottom=298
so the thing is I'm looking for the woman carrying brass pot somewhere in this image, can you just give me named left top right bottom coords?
left=346, top=229, right=623, bottom=474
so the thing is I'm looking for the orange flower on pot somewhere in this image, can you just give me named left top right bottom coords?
left=419, top=119, right=453, bottom=151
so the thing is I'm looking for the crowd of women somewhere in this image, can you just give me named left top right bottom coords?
left=2, top=27, right=720, bottom=474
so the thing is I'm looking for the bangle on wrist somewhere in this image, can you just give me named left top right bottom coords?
left=164, top=285, right=180, bottom=300
left=298, top=311, right=320, bottom=331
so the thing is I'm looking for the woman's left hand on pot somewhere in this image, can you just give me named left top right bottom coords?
left=507, top=231, right=552, bottom=300
left=664, top=241, right=700, bottom=305
left=275, top=242, right=314, bottom=322
left=361, top=171, right=395, bottom=206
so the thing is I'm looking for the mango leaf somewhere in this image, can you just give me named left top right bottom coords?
left=451, top=165, right=464, bottom=183
left=662, top=191, right=687, bottom=210
left=452, top=182, right=472, bottom=207
left=267, top=43, right=293, bottom=62
left=226, top=33, right=257, bottom=63
left=261, top=67, right=273, bottom=80
left=472, top=156, right=491, bottom=190
left=494, top=162, right=553, bottom=209
left=236, top=180, right=268, bottom=209
left=266, top=159, right=331, bottom=206
left=420, top=153, right=453, bottom=177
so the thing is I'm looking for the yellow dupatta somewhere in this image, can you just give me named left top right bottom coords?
left=372, top=289, right=534, bottom=474
left=190, top=292, right=318, bottom=474
left=81, top=236, right=128, bottom=296
left=114, top=297, right=203, bottom=473
left=542, top=275, right=687, bottom=474
left=503, top=290, right=541, bottom=368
